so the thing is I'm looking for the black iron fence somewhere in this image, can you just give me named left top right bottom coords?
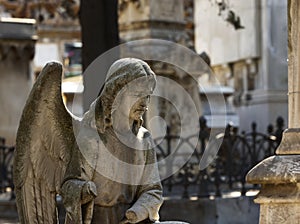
left=0, top=137, right=14, bottom=199
left=0, top=117, right=284, bottom=200
left=154, top=116, right=284, bottom=199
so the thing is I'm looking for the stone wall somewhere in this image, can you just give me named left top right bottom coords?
left=160, top=197, right=259, bottom=224
left=194, top=0, right=288, bottom=132
left=195, top=0, right=260, bottom=65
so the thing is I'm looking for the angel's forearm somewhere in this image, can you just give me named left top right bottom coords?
left=61, top=179, right=97, bottom=224
left=63, top=145, right=96, bottom=184
left=125, top=186, right=163, bottom=223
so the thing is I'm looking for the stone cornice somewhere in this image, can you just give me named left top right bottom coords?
left=37, top=26, right=81, bottom=40
left=119, top=20, right=185, bottom=32
left=0, top=18, right=37, bottom=40
left=246, top=155, right=300, bottom=184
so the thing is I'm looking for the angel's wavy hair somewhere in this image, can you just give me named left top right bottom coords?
left=94, top=58, right=156, bottom=133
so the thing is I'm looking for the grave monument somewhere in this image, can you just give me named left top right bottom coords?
left=13, top=58, right=188, bottom=224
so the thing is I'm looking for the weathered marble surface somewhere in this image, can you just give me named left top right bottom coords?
left=13, top=58, right=171, bottom=224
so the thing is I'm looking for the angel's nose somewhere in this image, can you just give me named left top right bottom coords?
left=138, top=98, right=148, bottom=108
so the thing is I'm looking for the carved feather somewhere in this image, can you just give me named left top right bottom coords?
left=13, top=62, right=76, bottom=224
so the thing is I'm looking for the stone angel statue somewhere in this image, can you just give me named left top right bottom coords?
left=13, top=58, right=165, bottom=224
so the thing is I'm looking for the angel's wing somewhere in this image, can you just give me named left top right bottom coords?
left=13, top=62, right=76, bottom=223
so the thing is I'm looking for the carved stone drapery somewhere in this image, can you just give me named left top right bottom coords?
left=119, top=0, right=143, bottom=13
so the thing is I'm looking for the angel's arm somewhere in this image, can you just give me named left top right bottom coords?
left=123, top=142, right=163, bottom=223
left=60, top=144, right=97, bottom=224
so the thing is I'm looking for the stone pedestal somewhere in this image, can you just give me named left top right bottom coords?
left=246, top=1, right=300, bottom=223
left=247, top=155, right=300, bottom=223
left=257, top=183, right=300, bottom=223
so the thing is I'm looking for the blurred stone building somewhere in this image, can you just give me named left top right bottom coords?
left=117, top=0, right=289, bottom=132
left=0, top=0, right=288, bottom=142
left=0, top=18, right=36, bottom=145
left=0, top=1, right=291, bottom=223
left=0, top=0, right=82, bottom=144
left=195, top=0, right=288, bottom=132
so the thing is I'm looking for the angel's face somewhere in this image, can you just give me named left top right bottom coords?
left=127, top=91, right=151, bottom=121
left=113, top=77, right=153, bottom=122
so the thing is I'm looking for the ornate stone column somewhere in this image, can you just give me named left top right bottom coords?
left=118, top=0, right=204, bottom=181
left=0, top=18, right=36, bottom=145
left=118, top=0, right=186, bottom=43
left=246, top=1, right=300, bottom=223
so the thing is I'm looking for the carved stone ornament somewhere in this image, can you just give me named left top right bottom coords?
left=0, top=41, right=35, bottom=61
left=119, top=0, right=143, bottom=13
left=13, top=58, right=189, bottom=224
left=0, top=0, right=80, bottom=23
